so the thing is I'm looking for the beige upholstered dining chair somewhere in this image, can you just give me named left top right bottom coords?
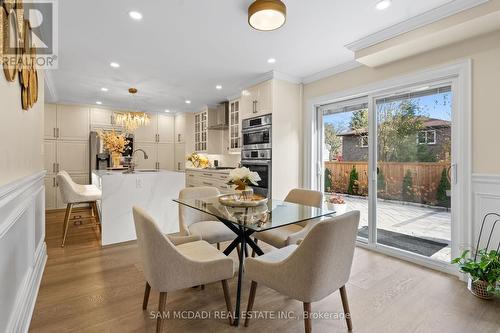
left=253, top=188, right=324, bottom=250
left=244, top=211, right=360, bottom=333
left=133, top=206, right=234, bottom=333
left=56, top=170, right=102, bottom=247
left=179, top=187, right=236, bottom=249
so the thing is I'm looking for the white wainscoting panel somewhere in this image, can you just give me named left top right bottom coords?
left=0, top=171, right=47, bottom=333
left=472, top=174, right=500, bottom=252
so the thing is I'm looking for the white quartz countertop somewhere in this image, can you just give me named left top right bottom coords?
left=93, top=169, right=183, bottom=177
left=185, top=167, right=235, bottom=174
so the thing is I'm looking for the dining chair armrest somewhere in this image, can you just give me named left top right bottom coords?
left=286, top=218, right=321, bottom=246
left=167, top=234, right=202, bottom=246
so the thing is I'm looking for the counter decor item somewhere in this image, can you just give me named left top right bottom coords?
left=186, top=152, right=210, bottom=169
left=227, top=167, right=261, bottom=200
left=326, top=194, right=346, bottom=214
left=98, top=130, right=130, bottom=168
left=451, top=213, right=500, bottom=299
left=218, top=193, right=268, bottom=207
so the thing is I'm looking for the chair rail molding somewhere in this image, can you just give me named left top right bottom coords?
left=0, top=171, right=47, bottom=333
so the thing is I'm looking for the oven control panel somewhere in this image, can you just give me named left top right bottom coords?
left=241, top=149, right=271, bottom=160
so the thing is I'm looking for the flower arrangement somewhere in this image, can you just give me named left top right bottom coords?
left=227, top=167, right=261, bottom=190
left=186, top=152, right=210, bottom=169
left=326, top=194, right=345, bottom=205
left=98, top=130, right=130, bottom=154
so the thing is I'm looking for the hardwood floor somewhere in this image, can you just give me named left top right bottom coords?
left=30, top=209, right=500, bottom=333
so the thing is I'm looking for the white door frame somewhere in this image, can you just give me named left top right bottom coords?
left=304, top=60, right=471, bottom=275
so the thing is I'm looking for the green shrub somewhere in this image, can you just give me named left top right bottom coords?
left=402, top=169, right=414, bottom=202
left=347, top=166, right=359, bottom=195
left=324, top=168, right=332, bottom=193
left=436, top=168, right=451, bottom=207
left=377, top=169, right=386, bottom=192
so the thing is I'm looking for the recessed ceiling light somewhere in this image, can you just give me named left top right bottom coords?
left=129, top=11, right=143, bottom=21
left=185, top=100, right=191, bottom=104
left=164, top=109, right=170, bottom=113
left=101, top=87, right=109, bottom=92
left=96, top=101, right=102, bottom=105
left=375, top=0, right=391, bottom=10
left=110, top=62, right=120, bottom=68
left=216, top=85, right=222, bottom=90
left=267, top=58, right=276, bottom=64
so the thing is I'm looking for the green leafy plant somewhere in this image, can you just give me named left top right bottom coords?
left=324, top=168, right=332, bottom=193
left=436, top=168, right=451, bottom=208
left=452, top=249, right=500, bottom=296
left=402, top=169, right=414, bottom=202
left=347, top=166, right=359, bottom=195
left=377, top=169, right=386, bottom=192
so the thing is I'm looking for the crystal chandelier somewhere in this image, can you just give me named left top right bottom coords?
left=114, top=88, right=150, bottom=133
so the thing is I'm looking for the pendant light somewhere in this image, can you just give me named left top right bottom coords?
left=248, top=0, right=287, bottom=31
left=114, top=88, right=150, bottom=133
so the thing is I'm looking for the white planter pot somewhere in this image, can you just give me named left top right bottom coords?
left=327, top=202, right=347, bottom=215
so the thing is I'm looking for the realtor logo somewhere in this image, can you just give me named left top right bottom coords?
left=1, top=0, right=58, bottom=69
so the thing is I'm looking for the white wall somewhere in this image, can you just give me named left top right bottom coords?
left=0, top=71, right=46, bottom=333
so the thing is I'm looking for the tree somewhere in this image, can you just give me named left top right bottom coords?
left=417, top=145, right=437, bottom=162
left=436, top=168, right=451, bottom=207
left=377, top=169, right=386, bottom=192
left=347, top=166, right=359, bottom=195
left=324, top=123, right=343, bottom=160
left=402, top=169, right=415, bottom=202
left=350, top=109, right=368, bottom=131
left=377, top=100, right=425, bottom=162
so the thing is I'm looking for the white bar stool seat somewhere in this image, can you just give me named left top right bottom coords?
left=56, top=171, right=102, bottom=247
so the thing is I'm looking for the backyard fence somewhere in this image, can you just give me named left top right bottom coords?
left=324, top=161, right=451, bottom=204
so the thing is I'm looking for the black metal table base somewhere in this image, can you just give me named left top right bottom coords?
left=218, top=217, right=263, bottom=326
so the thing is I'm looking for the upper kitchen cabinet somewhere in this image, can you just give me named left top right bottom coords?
left=241, top=80, right=273, bottom=117
left=133, top=113, right=158, bottom=142
left=90, top=108, right=124, bottom=130
left=57, top=105, right=90, bottom=141
left=228, top=99, right=241, bottom=153
left=157, top=114, right=175, bottom=143
left=194, top=109, right=208, bottom=152
left=44, top=104, right=57, bottom=139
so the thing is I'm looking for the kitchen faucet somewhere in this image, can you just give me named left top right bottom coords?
left=124, top=149, right=149, bottom=173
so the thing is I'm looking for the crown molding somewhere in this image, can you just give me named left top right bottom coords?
left=345, top=0, right=490, bottom=52
left=301, top=60, right=362, bottom=84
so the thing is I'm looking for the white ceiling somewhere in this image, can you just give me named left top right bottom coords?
left=46, top=0, right=455, bottom=113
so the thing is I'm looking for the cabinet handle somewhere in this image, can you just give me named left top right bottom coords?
left=52, top=162, right=56, bottom=173
left=57, top=128, right=60, bottom=138
left=178, top=134, right=181, bottom=142
left=56, top=163, right=60, bottom=173
left=202, top=181, right=213, bottom=186
left=53, top=128, right=56, bottom=138
left=53, top=178, right=56, bottom=187
left=110, top=114, right=114, bottom=125
left=177, top=162, right=181, bottom=170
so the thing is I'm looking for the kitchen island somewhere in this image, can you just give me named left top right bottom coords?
left=92, top=169, right=185, bottom=246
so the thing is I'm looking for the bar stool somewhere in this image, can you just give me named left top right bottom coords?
left=56, top=171, right=102, bottom=247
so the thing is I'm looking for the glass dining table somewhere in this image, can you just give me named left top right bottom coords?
left=173, top=196, right=335, bottom=326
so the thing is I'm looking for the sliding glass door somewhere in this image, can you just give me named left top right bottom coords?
left=374, top=86, right=452, bottom=262
left=318, top=83, right=454, bottom=264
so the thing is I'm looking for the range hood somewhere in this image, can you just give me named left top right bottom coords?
left=208, top=101, right=229, bottom=130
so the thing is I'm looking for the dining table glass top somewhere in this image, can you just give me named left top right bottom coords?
left=173, top=196, right=335, bottom=232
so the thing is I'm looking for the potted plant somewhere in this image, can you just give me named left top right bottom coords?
left=227, top=167, right=261, bottom=200
left=98, top=130, right=130, bottom=168
left=452, top=249, right=500, bottom=299
left=326, top=194, right=347, bottom=215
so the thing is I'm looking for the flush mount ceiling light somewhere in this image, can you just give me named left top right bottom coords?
left=375, top=0, right=392, bottom=11
left=164, top=109, right=170, bottom=113
left=101, top=87, right=109, bottom=92
left=110, top=62, right=120, bottom=68
left=129, top=11, right=143, bottom=21
left=185, top=100, right=191, bottom=104
left=216, top=85, right=222, bottom=90
left=267, top=58, right=276, bottom=64
left=96, top=101, right=102, bottom=105
left=248, top=0, right=286, bottom=31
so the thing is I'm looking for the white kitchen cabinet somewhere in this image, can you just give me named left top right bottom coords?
left=157, top=114, right=175, bottom=143
left=241, top=80, right=273, bottom=117
left=44, top=104, right=57, bottom=139
left=228, top=99, right=241, bottom=153
left=194, top=110, right=208, bottom=152
left=57, top=105, right=90, bottom=141
left=174, top=143, right=186, bottom=171
left=185, top=169, right=232, bottom=194
left=45, top=176, right=57, bottom=210
left=44, top=140, right=57, bottom=174
left=133, top=142, right=157, bottom=170
left=133, top=113, right=158, bottom=143
left=157, top=143, right=175, bottom=170
left=175, top=113, right=195, bottom=144
left=57, top=141, right=89, bottom=174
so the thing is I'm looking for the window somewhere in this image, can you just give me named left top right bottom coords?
left=418, top=130, right=436, bottom=145
left=360, top=135, right=368, bottom=147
